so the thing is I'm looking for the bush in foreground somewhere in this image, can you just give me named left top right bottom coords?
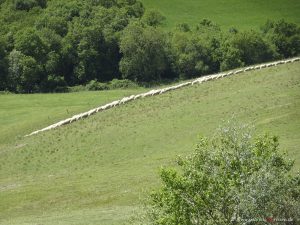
left=140, top=124, right=300, bottom=225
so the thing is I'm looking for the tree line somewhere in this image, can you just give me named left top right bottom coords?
left=0, top=0, right=299, bottom=93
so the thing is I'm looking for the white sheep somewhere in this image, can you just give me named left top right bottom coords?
left=215, top=74, right=223, bottom=79
left=70, top=116, right=78, bottom=123
left=206, top=76, right=214, bottom=81
left=134, top=94, right=142, bottom=100
left=234, top=69, right=243, bottom=74
left=184, top=81, right=192, bottom=86
left=142, top=90, right=156, bottom=97
left=88, top=109, right=96, bottom=116
left=110, top=100, right=120, bottom=107
left=150, top=90, right=160, bottom=96
left=191, top=80, right=198, bottom=85
left=192, top=77, right=203, bottom=85
left=194, top=77, right=205, bottom=84
left=120, top=97, right=130, bottom=104
left=244, top=66, right=254, bottom=72
left=227, top=71, right=233, bottom=76
left=26, top=57, right=300, bottom=137
left=260, top=64, right=266, bottom=69
left=142, top=92, right=152, bottom=98
left=254, top=65, right=261, bottom=69
left=127, top=95, right=136, bottom=100
left=162, top=87, right=172, bottom=92
left=209, top=74, right=217, bottom=80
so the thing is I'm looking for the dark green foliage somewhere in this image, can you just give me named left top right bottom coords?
left=142, top=9, right=165, bottom=27
left=120, top=22, right=168, bottom=82
left=0, top=37, right=8, bottom=90
left=14, top=0, right=46, bottom=11
left=170, top=32, right=211, bottom=78
left=0, top=0, right=299, bottom=93
left=175, top=23, right=191, bottom=32
left=108, top=78, right=138, bottom=89
left=14, top=28, right=48, bottom=60
left=36, top=16, right=69, bottom=37
left=42, top=74, right=67, bottom=92
left=219, top=43, right=244, bottom=71
left=86, top=80, right=109, bottom=91
left=170, top=20, right=222, bottom=79
left=230, top=31, right=277, bottom=65
left=7, top=50, right=42, bottom=93
left=262, top=19, right=300, bottom=58
left=143, top=124, right=300, bottom=225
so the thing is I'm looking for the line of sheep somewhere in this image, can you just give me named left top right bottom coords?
left=25, top=57, right=300, bottom=137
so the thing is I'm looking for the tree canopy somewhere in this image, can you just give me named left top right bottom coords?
left=141, top=124, right=300, bottom=225
left=0, top=0, right=299, bottom=92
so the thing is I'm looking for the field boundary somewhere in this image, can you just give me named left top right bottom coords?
left=25, top=57, right=300, bottom=137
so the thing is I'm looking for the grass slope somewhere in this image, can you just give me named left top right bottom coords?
left=0, top=63, right=300, bottom=224
left=141, top=0, right=300, bottom=30
left=0, top=89, right=146, bottom=148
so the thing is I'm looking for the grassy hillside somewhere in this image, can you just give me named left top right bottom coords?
left=0, top=89, right=146, bottom=148
left=0, top=63, right=300, bottom=224
left=141, top=0, right=300, bottom=29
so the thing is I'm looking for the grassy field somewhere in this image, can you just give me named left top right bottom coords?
left=0, top=89, right=146, bottom=148
left=0, top=62, right=299, bottom=224
left=141, top=0, right=300, bottom=30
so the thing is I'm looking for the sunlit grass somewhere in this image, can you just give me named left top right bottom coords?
left=141, top=0, right=300, bottom=30
left=0, top=63, right=299, bottom=224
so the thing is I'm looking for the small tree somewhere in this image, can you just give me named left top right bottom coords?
left=143, top=124, right=300, bottom=225
left=142, top=10, right=166, bottom=27
left=119, top=22, right=168, bottom=82
left=14, top=0, right=46, bottom=11
left=262, top=20, right=300, bottom=58
left=0, top=37, right=8, bottom=90
left=8, top=50, right=41, bottom=93
left=230, top=31, right=277, bottom=65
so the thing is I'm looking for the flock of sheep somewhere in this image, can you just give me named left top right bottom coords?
left=25, top=57, right=300, bottom=137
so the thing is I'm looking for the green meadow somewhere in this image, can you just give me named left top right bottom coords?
left=141, top=0, right=300, bottom=29
left=0, top=89, right=146, bottom=148
left=1, top=62, right=300, bottom=224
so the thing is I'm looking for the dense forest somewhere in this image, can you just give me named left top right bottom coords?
left=0, top=0, right=299, bottom=93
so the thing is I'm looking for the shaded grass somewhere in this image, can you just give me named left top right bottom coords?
left=0, top=63, right=300, bottom=224
left=141, top=0, right=300, bottom=30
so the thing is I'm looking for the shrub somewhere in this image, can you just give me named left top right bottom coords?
left=230, top=31, right=277, bottom=65
left=142, top=123, right=300, bottom=225
left=142, top=10, right=166, bottom=27
left=42, top=74, right=67, bottom=92
left=0, top=90, right=12, bottom=95
left=108, top=79, right=138, bottom=89
left=7, top=50, right=42, bottom=93
left=86, top=80, right=109, bottom=91
left=219, top=40, right=244, bottom=71
left=67, top=85, right=86, bottom=92
left=170, top=31, right=215, bottom=79
left=175, top=23, right=191, bottom=32
left=14, top=0, right=46, bottom=11
left=262, top=20, right=300, bottom=58
left=119, top=22, right=169, bottom=82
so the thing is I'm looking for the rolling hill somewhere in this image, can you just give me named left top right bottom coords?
left=140, top=0, right=300, bottom=29
left=0, top=62, right=299, bottom=224
left=0, top=89, right=147, bottom=148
